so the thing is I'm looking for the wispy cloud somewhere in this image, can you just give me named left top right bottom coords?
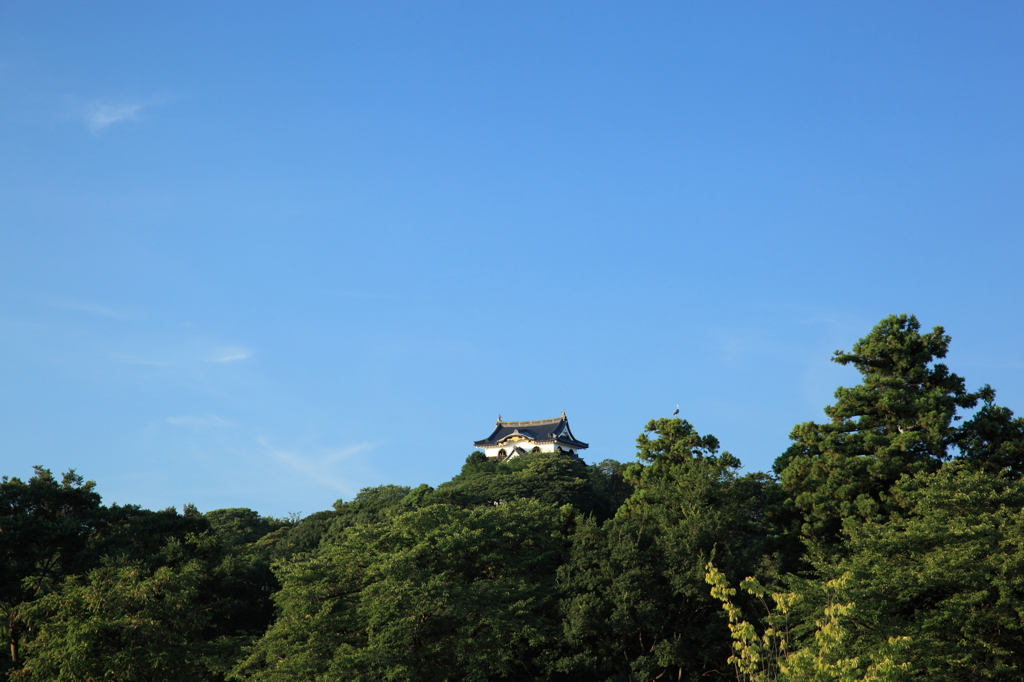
left=47, top=297, right=124, bottom=318
left=112, top=353, right=172, bottom=367
left=331, top=291, right=401, bottom=300
left=88, top=102, right=145, bottom=134
left=79, top=93, right=173, bottom=136
left=0, top=316, right=45, bottom=330
left=111, top=344, right=254, bottom=367
left=30, top=293, right=125, bottom=318
left=167, top=414, right=230, bottom=426
left=260, top=438, right=375, bottom=494
left=205, top=347, right=255, bottom=363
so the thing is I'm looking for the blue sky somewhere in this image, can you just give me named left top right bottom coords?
left=2, top=2, right=1022, bottom=518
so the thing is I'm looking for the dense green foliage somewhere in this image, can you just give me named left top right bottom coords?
left=3, top=314, right=1023, bottom=681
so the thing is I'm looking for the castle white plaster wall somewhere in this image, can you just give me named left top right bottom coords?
left=479, top=442, right=579, bottom=460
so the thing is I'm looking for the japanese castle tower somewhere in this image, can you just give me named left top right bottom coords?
left=474, top=412, right=588, bottom=461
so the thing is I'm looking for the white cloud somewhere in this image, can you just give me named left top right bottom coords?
left=332, top=291, right=396, bottom=299
left=79, top=93, right=173, bottom=136
left=48, top=297, right=124, bottom=318
left=205, top=347, right=255, bottom=363
left=88, top=102, right=145, bottom=134
left=0, top=316, right=44, bottom=330
left=166, top=414, right=230, bottom=426
left=260, top=438, right=375, bottom=494
left=111, top=344, right=254, bottom=367
left=113, top=354, right=172, bottom=366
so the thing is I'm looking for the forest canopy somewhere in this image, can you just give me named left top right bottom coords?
left=2, top=314, right=1023, bottom=682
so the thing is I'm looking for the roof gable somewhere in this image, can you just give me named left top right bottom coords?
left=474, top=413, right=588, bottom=449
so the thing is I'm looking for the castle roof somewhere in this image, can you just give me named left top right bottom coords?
left=473, top=413, right=589, bottom=450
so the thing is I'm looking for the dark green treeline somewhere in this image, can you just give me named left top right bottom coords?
left=2, top=314, right=1023, bottom=682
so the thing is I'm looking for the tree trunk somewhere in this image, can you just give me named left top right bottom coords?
left=8, top=614, right=17, bottom=664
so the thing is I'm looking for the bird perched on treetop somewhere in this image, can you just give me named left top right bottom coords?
left=672, top=404, right=679, bottom=416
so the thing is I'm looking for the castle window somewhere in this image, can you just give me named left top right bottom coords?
left=497, top=449, right=507, bottom=461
